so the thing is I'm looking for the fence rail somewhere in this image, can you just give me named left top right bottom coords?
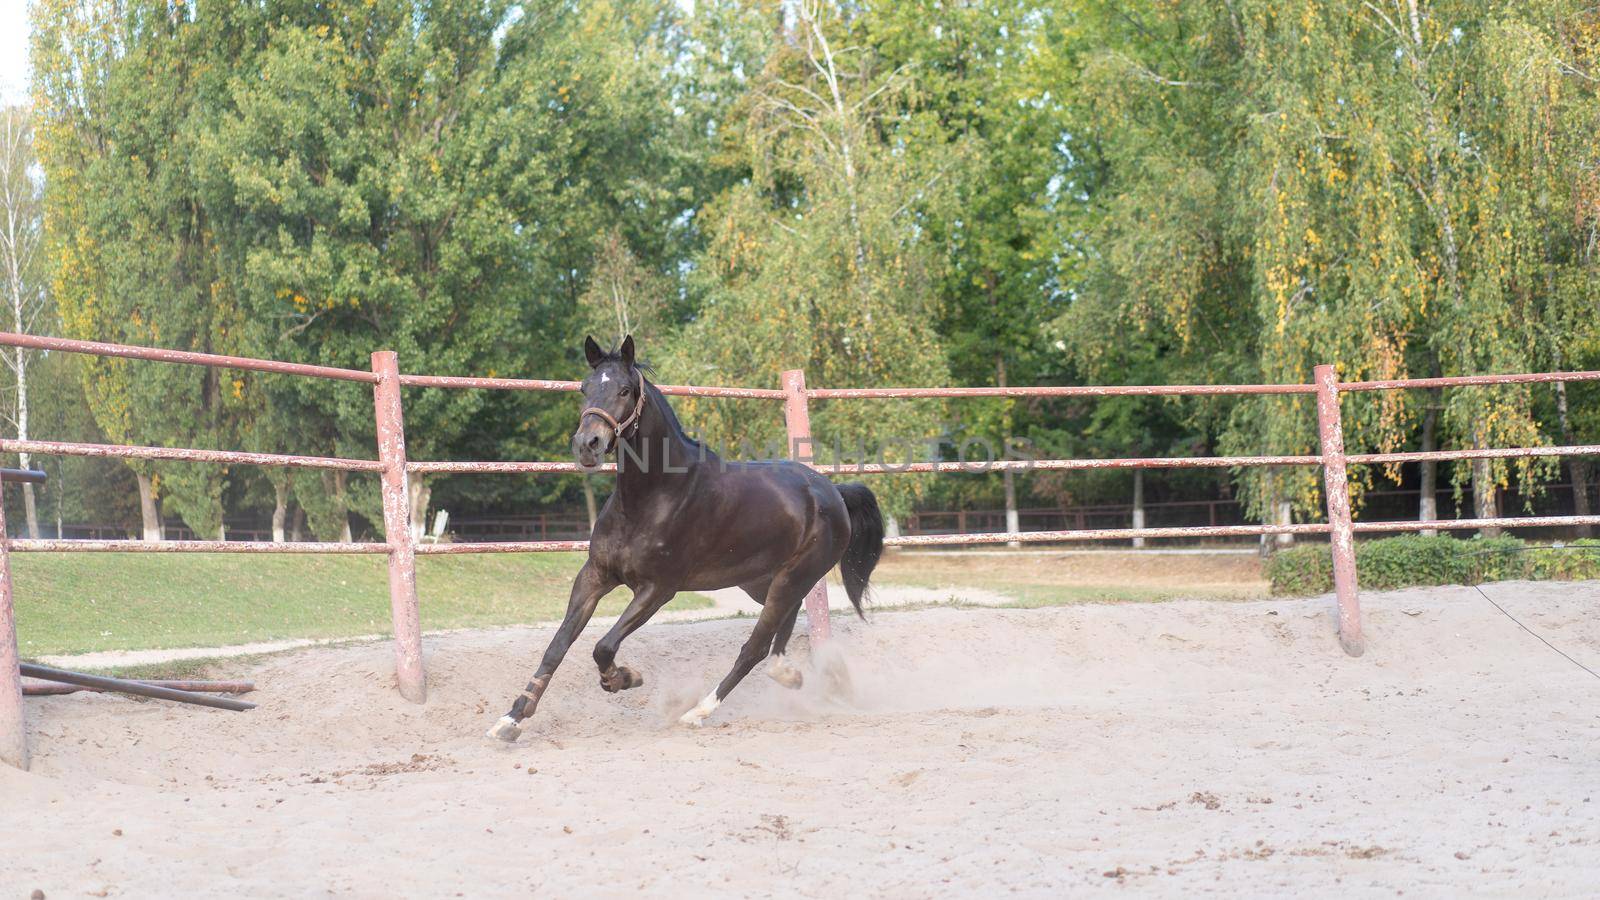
left=10, top=539, right=388, bottom=554
left=4, top=329, right=1600, bottom=771
left=0, top=437, right=383, bottom=472
left=0, top=331, right=379, bottom=383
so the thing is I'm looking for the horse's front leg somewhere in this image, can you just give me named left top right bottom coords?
left=488, top=561, right=618, bottom=742
left=593, top=582, right=677, bottom=693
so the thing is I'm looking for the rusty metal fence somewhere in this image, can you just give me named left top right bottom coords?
left=3, top=329, right=1599, bottom=770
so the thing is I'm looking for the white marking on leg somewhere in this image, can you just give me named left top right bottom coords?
left=678, top=690, right=721, bottom=726
left=486, top=715, right=522, bottom=742
left=767, top=653, right=803, bottom=689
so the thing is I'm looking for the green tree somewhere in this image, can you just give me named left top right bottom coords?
left=1055, top=0, right=1600, bottom=536
left=670, top=1, right=955, bottom=520
left=11, top=350, right=138, bottom=537
left=1, top=103, right=50, bottom=538
left=33, top=0, right=245, bottom=541
left=861, top=0, right=1070, bottom=534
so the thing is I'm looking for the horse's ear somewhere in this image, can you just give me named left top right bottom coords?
left=584, top=335, right=604, bottom=368
left=619, top=334, right=636, bottom=368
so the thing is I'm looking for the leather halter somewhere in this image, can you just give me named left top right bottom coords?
left=580, top=368, right=646, bottom=451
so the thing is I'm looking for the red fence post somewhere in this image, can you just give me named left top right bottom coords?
left=373, top=351, right=427, bottom=702
left=782, top=369, right=832, bottom=644
left=1314, top=364, right=1364, bottom=657
left=0, top=475, right=27, bottom=770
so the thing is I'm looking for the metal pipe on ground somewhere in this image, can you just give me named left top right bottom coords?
left=19, top=663, right=257, bottom=712
left=23, top=679, right=255, bottom=697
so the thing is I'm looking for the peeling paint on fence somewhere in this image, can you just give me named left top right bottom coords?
left=372, top=351, right=426, bottom=704
left=1315, top=365, right=1363, bottom=658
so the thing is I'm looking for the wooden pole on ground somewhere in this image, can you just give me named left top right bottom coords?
left=19, top=663, right=256, bottom=712
left=22, top=679, right=254, bottom=696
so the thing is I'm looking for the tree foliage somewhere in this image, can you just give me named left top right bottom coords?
left=1057, top=0, right=1600, bottom=520
left=24, top=0, right=1600, bottom=536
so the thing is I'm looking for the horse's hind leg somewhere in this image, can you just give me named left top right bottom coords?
left=680, top=568, right=820, bottom=725
left=678, top=596, right=790, bottom=725
left=738, top=577, right=805, bottom=687
left=488, top=561, right=617, bottom=741
left=766, top=600, right=805, bottom=690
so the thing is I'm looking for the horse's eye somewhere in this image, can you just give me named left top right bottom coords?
left=619, top=386, right=631, bottom=396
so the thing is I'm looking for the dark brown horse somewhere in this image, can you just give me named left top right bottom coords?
left=487, top=335, right=883, bottom=740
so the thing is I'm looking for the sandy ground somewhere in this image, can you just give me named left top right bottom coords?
left=5, top=581, right=1599, bottom=898
left=34, top=580, right=1015, bottom=671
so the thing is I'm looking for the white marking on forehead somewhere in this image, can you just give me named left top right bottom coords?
left=600, top=372, right=611, bottom=383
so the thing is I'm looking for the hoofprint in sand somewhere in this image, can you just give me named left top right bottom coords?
left=5, top=582, right=1598, bottom=897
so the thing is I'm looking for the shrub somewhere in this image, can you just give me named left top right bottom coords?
left=1529, top=538, right=1600, bottom=581
left=1265, top=546, right=1333, bottom=596
left=1266, top=535, right=1600, bottom=595
left=1356, top=535, right=1473, bottom=589
left=1464, top=536, right=1533, bottom=583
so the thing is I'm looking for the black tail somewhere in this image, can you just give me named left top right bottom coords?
left=836, top=482, right=884, bottom=619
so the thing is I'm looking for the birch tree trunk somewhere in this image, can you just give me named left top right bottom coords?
left=136, top=472, right=162, bottom=541
left=1259, top=469, right=1275, bottom=558
left=1131, top=469, right=1146, bottom=549
left=2, top=108, right=42, bottom=539
left=1419, top=394, right=1438, bottom=537
left=1554, top=381, right=1592, bottom=538
left=17, top=359, right=37, bottom=538
left=53, top=460, right=63, bottom=539
left=408, top=478, right=431, bottom=541
left=271, top=478, right=289, bottom=543
left=1471, top=428, right=1501, bottom=538
left=997, top=354, right=1019, bottom=548
left=583, top=477, right=598, bottom=532
left=334, top=471, right=353, bottom=543
left=1275, top=498, right=1294, bottom=547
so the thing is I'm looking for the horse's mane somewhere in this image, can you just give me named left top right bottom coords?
left=643, top=375, right=709, bottom=455
left=596, top=348, right=707, bottom=456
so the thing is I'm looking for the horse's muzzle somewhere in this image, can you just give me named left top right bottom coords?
left=572, top=425, right=611, bottom=469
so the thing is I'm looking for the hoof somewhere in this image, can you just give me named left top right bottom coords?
left=600, top=666, right=644, bottom=693
left=767, top=659, right=803, bottom=690
left=678, top=692, right=720, bottom=727
left=486, top=715, right=523, bottom=743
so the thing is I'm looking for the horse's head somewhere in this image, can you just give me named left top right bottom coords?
left=573, top=334, right=644, bottom=468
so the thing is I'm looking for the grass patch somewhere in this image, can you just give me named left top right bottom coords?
left=10, top=552, right=711, bottom=657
